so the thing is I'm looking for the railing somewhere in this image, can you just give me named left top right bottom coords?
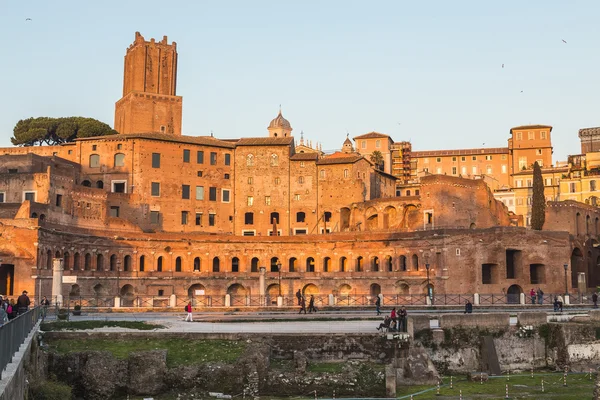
left=0, top=306, right=42, bottom=379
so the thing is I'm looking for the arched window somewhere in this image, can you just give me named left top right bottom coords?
left=296, top=212, right=306, bottom=223
left=110, top=254, right=117, bottom=271
left=96, top=254, right=104, bottom=271
left=412, top=254, right=419, bottom=270
left=63, top=252, right=70, bottom=270
left=96, top=180, right=104, bottom=189
left=356, top=256, right=363, bottom=272
left=289, top=257, right=297, bottom=272
left=306, top=257, right=315, bottom=272
left=400, top=255, right=407, bottom=271
left=175, top=256, right=182, bottom=272
left=324, top=212, right=332, bottom=222
left=84, top=253, right=91, bottom=270
left=114, top=153, right=125, bottom=167
left=89, top=154, right=100, bottom=168
left=213, top=257, right=220, bottom=272
left=157, top=256, right=163, bottom=272
left=46, top=249, right=52, bottom=269
left=323, top=257, right=331, bottom=272
left=73, top=253, right=80, bottom=271
left=139, top=255, right=145, bottom=272
left=124, top=255, right=131, bottom=271
left=251, top=257, right=259, bottom=272
left=193, top=257, right=201, bottom=271
left=82, top=180, right=91, bottom=187
left=339, top=257, right=347, bottom=272
left=270, top=257, right=279, bottom=272
left=246, top=154, right=254, bottom=167
left=270, top=212, right=280, bottom=224
left=270, top=154, right=279, bottom=166
left=232, top=257, right=239, bottom=273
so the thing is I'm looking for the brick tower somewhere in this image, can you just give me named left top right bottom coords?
left=114, top=32, right=183, bottom=135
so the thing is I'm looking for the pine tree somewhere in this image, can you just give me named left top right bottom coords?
left=531, top=161, right=546, bottom=230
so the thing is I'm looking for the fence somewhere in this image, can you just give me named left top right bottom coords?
left=0, top=306, right=42, bottom=379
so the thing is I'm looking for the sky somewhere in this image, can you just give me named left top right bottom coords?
left=1, top=0, right=599, bottom=161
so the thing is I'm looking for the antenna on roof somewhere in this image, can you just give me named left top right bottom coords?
left=210, top=130, right=213, bottom=137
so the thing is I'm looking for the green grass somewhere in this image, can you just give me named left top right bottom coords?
left=396, top=373, right=596, bottom=399
left=307, top=362, right=346, bottom=373
left=40, top=320, right=164, bottom=331
left=46, top=338, right=246, bottom=367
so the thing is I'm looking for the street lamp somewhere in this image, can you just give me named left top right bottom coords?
left=116, top=259, right=121, bottom=296
left=277, top=261, right=282, bottom=296
left=425, top=263, right=431, bottom=301
left=563, top=264, right=569, bottom=296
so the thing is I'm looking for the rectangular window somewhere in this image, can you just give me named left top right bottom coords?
left=109, top=206, right=120, bottom=217
left=195, top=186, right=204, bottom=200
left=541, top=131, right=547, bottom=139
left=502, top=165, right=507, bottom=173
left=472, top=166, right=477, bottom=174
left=92, top=145, right=97, bottom=151
left=274, top=177, right=280, bottom=185
left=242, top=230, right=255, bottom=236
left=150, top=211, right=160, bottom=224
left=197, top=151, right=204, bottom=164
left=452, top=167, right=457, bottom=175
left=472, top=156, right=477, bottom=161
left=527, top=197, right=532, bottom=205
left=195, top=212, right=203, bottom=226
left=8, top=168, right=17, bottom=173
left=461, top=166, right=467, bottom=175
left=528, top=132, right=534, bottom=140
left=210, top=152, right=217, bottom=165
left=516, top=180, right=523, bottom=187
left=181, top=211, right=189, bottom=225
left=265, top=196, right=271, bottom=205
left=209, top=187, right=217, bottom=201
left=517, top=198, right=523, bottom=205
left=527, top=179, right=532, bottom=187
left=222, top=189, right=230, bottom=203
left=224, top=153, right=231, bottom=166
left=152, top=153, right=161, bottom=168
left=248, top=177, right=253, bottom=185
left=461, top=156, right=466, bottom=162
left=452, top=157, right=457, bottom=162
left=536, top=159, right=543, bottom=167
left=485, top=155, right=492, bottom=161
left=516, top=132, right=522, bottom=140
left=375, top=139, right=381, bottom=148
left=423, top=158, right=429, bottom=164
left=197, top=170, right=203, bottom=177
left=182, top=185, right=190, bottom=199
left=298, top=176, right=304, bottom=184
left=436, top=167, right=442, bottom=174
left=294, top=194, right=301, bottom=201
left=112, top=181, right=126, bottom=193
left=487, top=165, right=492, bottom=174
left=300, top=162, right=305, bottom=168
left=151, top=182, right=160, bottom=197
left=0, top=192, right=4, bottom=203
left=545, top=178, right=552, bottom=186
left=224, top=173, right=230, bottom=179
left=436, top=157, right=441, bottom=162
left=361, top=140, right=366, bottom=149
left=183, top=149, right=190, bottom=163
left=570, top=183, right=577, bottom=193
left=247, top=196, right=254, bottom=206
left=209, top=213, right=215, bottom=226
left=55, top=194, right=62, bottom=207
left=518, top=157, right=527, bottom=170
left=295, top=229, right=307, bottom=235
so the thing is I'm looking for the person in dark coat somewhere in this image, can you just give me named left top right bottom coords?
left=375, top=296, right=381, bottom=315
left=464, top=300, right=473, bottom=314
left=298, top=296, right=307, bottom=314
left=296, top=289, right=302, bottom=306
left=593, top=292, right=598, bottom=309
left=308, top=295, right=317, bottom=313
left=16, top=290, right=30, bottom=315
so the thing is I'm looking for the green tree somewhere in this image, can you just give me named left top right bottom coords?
left=370, top=150, right=384, bottom=170
left=531, top=161, right=546, bottom=230
left=11, top=117, right=117, bottom=146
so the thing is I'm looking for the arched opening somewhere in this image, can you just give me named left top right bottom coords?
left=372, top=256, right=379, bottom=272
left=55, top=250, right=61, bottom=259
left=175, top=256, right=182, bottom=272
left=385, top=255, right=393, bottom=272
left=340, top=207, right=351, bottom=231
left=370, top=283, right=381, bottom=297
left=212, top=257, right=220, bottom=272
left=303, top=283, right=319, bottom=296
left=270, top=212, right=280, bottom=224
left=266, top=284, right=279, bottom=303
left=395, top=281, right=410, bottom=295
left=93, top=283, right=106, bottom=297
left=84, top=253, right=91, bottom=270
left=120, top=284, right=135, bottom=306
left=306, top=257, right=315, bottom=272
left=356, top=256, right=363, bottom=272
left=412, top=254, right=419, bottom=271
left=338, top=284, right=352, bottom=296
left=571, top=248, right=584, bottom=289
left=188, top=283, right=206, bottom=306
left=82, top=180, right=91, bottom=187
left=231, top=257, right=239, bottom=273
left=63, top=252, right=70, bottom=270
left=39, top=214, right=46, bottom=221
left=383, top=206, right=397, bottom=229
left=73, top=252, right=80, bottom=271
left=323, top=257, right=331, bottom=272
left=251, top=257, right=259, bottom=272
left=123, top=255, right=131, bottom=272
left=289, top=257, right=297, bottom=272
left=270, top=257, right=279, bottom=272
left=96, top=254, right=104, bottom=271
left=530, top=263, right=545, bottom=284
left=31, top=212, right=38, bottom=218
left=96, top=180, right=104, bottom=189
left=139, top=255, right=145, bottom=272
left=339, top=257, right=347, bottom=272
left=506, top=284, right=522, bottom=304
left=399, top=255, right=407, bottom=271
left=110, top=254, right=117, bottom=271
left=576, top=213, right=581, bottom=236
left=69, top=284, right=80, bottom=297
left=227, top=283, right=247, bottom=296
left=587, top=215, right=591, bottom=235
left=193, top=257, right=200, bottom=272
left=46, top=250, right=52, bottom=269
left=157, top=256, right=163, bottom=272
left=366, top=213, right=378, bottom=231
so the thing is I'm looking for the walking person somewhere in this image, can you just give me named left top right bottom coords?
left=537, top=288, right=544, bottom=305
left=299, top=295, right=307, bottom=314
left=308, top=295, right=317, bottom=313
left=556, top=294, right=564, bottom=312
left=593, top=292, right=598, bottom=309
left=41, top=296, right=50, bottom=319
left=375, top=295, right=381, bottom=315
left=16, top=290, right=30, bottom=315
left=184, top=301, right=193, bottom=322
left=390, top=307, right=397, bottom=331
left=529, top=288, right=536, bottom=305
left=398, top=306, right=408, bottom=332
left=296, top=289, right=302, bottom=306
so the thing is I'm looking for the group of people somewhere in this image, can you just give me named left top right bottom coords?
left=0, top=290, right=31, bottom=325
left=376, top=306, right=408, bottom=332
left=296, top=290, right=317, bottom=314
left=528, top=288, right=545, bottom=304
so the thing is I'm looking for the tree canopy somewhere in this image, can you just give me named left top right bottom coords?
left=531, top=161, right=546, bottom=230
left=370, top=150, right=384, bottom=170
left=11, top=117, right=117, bottom=146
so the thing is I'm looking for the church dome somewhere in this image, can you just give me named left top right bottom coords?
left=268, top=111, right=291, bottom=129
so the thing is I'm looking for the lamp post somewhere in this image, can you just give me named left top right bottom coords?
left=277, top=261, right=282, bottom=296
left=563, top=264, right=569, bottom=296
left=116, top=259, right=121, bottom=296
left=425, top=263, right=431, bottom=302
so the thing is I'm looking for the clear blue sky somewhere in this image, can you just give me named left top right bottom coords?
left=1, top=1, right=599, bottom=161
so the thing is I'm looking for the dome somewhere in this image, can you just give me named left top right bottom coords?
left=268, top=111, right=292, bottom=129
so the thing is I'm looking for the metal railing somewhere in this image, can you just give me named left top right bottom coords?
left=0, top=306, right=42, bottom=379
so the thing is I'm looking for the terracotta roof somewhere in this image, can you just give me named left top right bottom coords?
left=412, top=147, right=508, bottom=157
left=317, top=153, right=363, bottom=165
left=353, top=132, right=391, bottom=139
left=510, top=125, right=553, bottom=132
left=290, top=153, right=319, bottom=161
left=268, top=111, right=292, bottom=129
left=75, top=133, right=236, bottom=148
left=235, top=137, right=294, bottom=146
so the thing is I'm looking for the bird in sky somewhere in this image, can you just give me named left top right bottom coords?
left=520, top=90, right=524, bottom=93
left=25, top=18, right=32, bottom=21
left=502, top=64, right=504, bottom=68
left=562, top=39, right=567, bottom=44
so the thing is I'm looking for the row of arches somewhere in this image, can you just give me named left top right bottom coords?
left=38, top=249, right=425, bottom=273
left=574, top=212, right=600, bottom=237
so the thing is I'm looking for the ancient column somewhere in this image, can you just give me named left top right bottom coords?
left=52, top=258, right=64, bottom=307
left=259, top=267, right=266, bottom=306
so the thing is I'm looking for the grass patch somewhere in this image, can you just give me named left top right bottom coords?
left=40, top=320, right=164, bottom=331
left=307, top=362, right=345, bottom=373
left=46, top=338, right=245, bottom=367
left=30, top=379, right=72, bottom=400
left=396, top=373, right=596, bottom=399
